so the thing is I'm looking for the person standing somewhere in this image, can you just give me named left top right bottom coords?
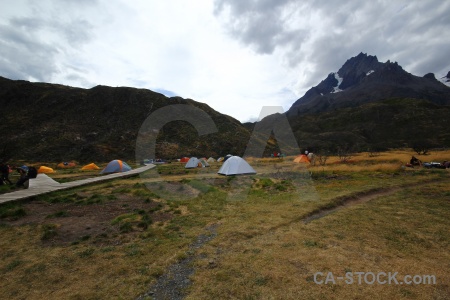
left=0, top=161, right=13, bottom=185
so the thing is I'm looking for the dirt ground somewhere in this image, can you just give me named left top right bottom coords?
left=3, top=193, right=173, bottom=246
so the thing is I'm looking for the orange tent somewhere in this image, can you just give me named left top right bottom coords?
left=38, top=166, right=55, bottom=173
left=57, top=162, right=77, bottom=168
left=180, top=157, right=190, bottom=163
left=293, top=155, right=310, bottom=163
left=81, top=163, right=100, bottom=170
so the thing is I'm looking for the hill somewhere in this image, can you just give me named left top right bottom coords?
left=0, top=77, right=253, bottom=162
left=289, top=98, right=450, bottom=152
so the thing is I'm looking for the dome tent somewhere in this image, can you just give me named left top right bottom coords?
left=293, top=155, right=310, bottom=163
left=57, top=162, right=77, bottom=168
left=199, top=158, right=210, bottom=167
left=218, top=156, right=256, bottom=176
left=81, top=163, right=100, bottom=170
left=224, top=154, right=233, bottom=162
left=207, top=157, right=216, bottom=163
left=180, top=157, right=190, bottom=163
left=38, top=166, right=55, bottom=174
left=100, top=160, right=132, bottom=174
left=185, top=157, right=208, bottom=169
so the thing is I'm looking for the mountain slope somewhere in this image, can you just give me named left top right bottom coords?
left=289, top=98, right=450, bottom=151
left=0, top=77, right=252, bottom=162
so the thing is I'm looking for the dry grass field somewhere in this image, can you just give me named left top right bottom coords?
left=1, top=150, right=449, bottom=299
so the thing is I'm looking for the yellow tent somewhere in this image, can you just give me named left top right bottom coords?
left=38, top=166, right=55, bottom=173
left=293, top=155, right=310, bottom=163
left=81, top=163, right=100, bottom=170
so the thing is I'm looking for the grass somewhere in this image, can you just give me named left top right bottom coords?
left=0, top=150, right=449, bottom=299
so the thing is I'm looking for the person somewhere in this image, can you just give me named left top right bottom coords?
left=0, top=161, right=13, bottom=185
left=410, top=156, right=422, bottom=166
left=16, top=167, right=29, bottom=188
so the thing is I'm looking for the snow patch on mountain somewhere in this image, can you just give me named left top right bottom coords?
left=439, top=76, right=450, bottom=87
left=331, top=72, right=343, bottom=93
left=366, top=70, right=375, bottom=76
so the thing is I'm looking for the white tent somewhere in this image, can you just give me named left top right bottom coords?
left=185, top=157, right=200, bottom=168
left=28, top=174, right=61, bottom=189
left=207, top=157, right=215, bottom=163
left=218, top=156, right=256, bottom=176
left=185, top=157, right=208, bottom=168
left=224, top=154, right=233, bottom=161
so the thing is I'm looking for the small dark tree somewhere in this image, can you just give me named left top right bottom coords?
left=411, top=139, right=433, bottom=155
left=367, top=147, right=380, bottom=157
left=315, top=150, right=330, bottom=166
left=336, top=143, right=355, bottom=163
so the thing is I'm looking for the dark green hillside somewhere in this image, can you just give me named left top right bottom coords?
left=1, top=74, right=449, bottom=162
left=290, top=98, right=450, bottom=152
left=0, top=77, right=252, bottom=162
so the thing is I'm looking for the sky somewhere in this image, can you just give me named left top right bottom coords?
left=1, top=0, right=449, bottom=122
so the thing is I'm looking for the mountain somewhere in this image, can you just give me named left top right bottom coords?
left=272, top=53, right=450, bottom=152
left=439, top=71, right=450, bottom=87
left=1, top=53, right=449, bottom=162
left=286, top=53, right=450, bottom=117
left=0, top=76, right=253, bottom=162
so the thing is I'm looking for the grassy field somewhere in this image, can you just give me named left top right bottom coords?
left=0, top=150, right=449, bottom=299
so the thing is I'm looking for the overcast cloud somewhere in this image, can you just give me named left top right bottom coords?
left=0, top=0, right=449, bottom=122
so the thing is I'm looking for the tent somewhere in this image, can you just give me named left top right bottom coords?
left=81, top=163, right=100, bottom=170
left=57, top=162, right=77, bottom=168
left=293, top=155, right=310, bottom=163
left=207, top=157, right=216, bottom=163
left=218, top=156, right=256, bottom=176
left=185, top=157, right=204, bottom=168
left=180, top=157, right=190, bottom=163
left=29, top=174, right=61, bottom=189
left=38, top=166, right=55, bottom=174
left=199, top=158, right=210, bottom=167
left=224, top=154, right=233, bottom=162
left=100, top=160, right=132, bottom=174
left=217, top=157, right=224, bottom=162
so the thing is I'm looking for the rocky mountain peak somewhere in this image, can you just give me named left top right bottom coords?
left=288, top=53, right=450, bottom=115
left=336, top=53, right=381, bottom=89
left=423, top=73, right=436, bottom=80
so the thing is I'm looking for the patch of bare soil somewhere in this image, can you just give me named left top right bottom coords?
left=4, top=194, right=173, bottom=246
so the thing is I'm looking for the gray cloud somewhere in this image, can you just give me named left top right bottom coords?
left=214, top=0, right=307, bottom=54
left=214, top=0, right=450, bottom=93
left=0, top=2, right=96, bottom=83
left=0, top=24, right=60, bottom=81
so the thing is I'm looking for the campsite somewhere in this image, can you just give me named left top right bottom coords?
left=0, top=150, right=449, bottom=299
left=1, top=2, right=450, bottom=298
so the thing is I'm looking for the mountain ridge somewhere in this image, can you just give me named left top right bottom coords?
left=0, top=76, right=254, bottom=162
left=1, top=52, right=449, bottom=161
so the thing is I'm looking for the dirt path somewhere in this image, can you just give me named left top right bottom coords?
left=302, top=177, right=449, bottom=224
left=136, top=224, right=219, bottom=300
